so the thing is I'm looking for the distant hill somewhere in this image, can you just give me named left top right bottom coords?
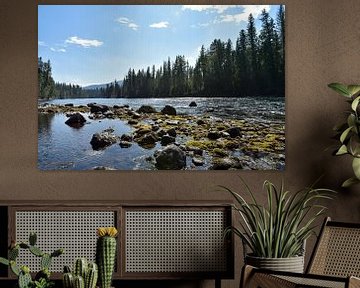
left=83, top=80, right=123, bottom=90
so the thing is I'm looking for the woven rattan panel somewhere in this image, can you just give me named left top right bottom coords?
left=310, top=226, right=360, bottom=277
left=277, top=275, right=345, bottom=288
left=15, top=211, right=115, bottom=272
left=125, top=210, right=227, bottom=273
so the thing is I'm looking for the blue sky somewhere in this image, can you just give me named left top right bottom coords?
left=38, top=5, right=281, bottom=86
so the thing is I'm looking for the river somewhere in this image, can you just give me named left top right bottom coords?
left=38, top=97, right=285, bottom=170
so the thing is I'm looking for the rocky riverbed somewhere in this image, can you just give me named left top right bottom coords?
left=38, top=102, right=285, bottom=170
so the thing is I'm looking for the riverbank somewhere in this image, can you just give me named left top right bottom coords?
left=38, top=102, right=285, bottom=170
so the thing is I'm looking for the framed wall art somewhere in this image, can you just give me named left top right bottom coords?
left=38, top=4, right=285, bottom=171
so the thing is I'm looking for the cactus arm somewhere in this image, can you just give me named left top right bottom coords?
left=73, top=275, right=85, bottom=288
left=85, top=262, right=98, bottom=288
left=51, top=248, right=64, bottom=258
left=18, top=271, right=32, bottom=288
left=74, top=258, right=88, bottom=280
left=29, top=232, right=37, bottom=246
left=29, top=246, right=44, bottom=257
left=63, top=272, right=74, bottom=288
left=10, top=260, right=20, bottom=276
left=41, top=253, right=52, bottom=270
left=9, top=246, right=19, bottom=260
left=63, top=265, right=72, bottom=273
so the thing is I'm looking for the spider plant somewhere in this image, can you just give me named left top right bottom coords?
left=222, top=179, right=335, bottom=258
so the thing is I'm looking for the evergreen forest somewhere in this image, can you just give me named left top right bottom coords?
left=38, top=6, right=285, bottom=99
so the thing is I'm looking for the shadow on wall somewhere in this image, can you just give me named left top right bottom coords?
left=299, top=109, right=360, bottom=221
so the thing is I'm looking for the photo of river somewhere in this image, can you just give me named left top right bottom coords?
left=38, top=5, right=285, bottom=170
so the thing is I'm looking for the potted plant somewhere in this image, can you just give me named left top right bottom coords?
left=328, top=82, right=360, bottom=187
left=0, top=232, right=64, bottom=288
left=222, top=179, right=334, bottom=273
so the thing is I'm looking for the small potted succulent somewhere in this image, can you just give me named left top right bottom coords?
left=62, top=258, right=98, bottom=288
left=328, top=83, right=360, bottom=187
left=222, top=178, right=334, bottom=272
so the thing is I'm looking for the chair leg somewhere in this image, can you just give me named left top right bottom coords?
left=240, top=265, right=255, bottom=288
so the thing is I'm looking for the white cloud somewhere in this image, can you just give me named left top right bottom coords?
left=116, top=17, right=131, bottom=24
left=149, top=21, right=169, bottom=29
left=182, top=5, right=237, bottom=14
left=219, top=5, right=270, bottom=23
left=50, top=47, right=66, bottom=53
left=128, top=23, right=139, bottom=30
left=38, top=41, right=47, bottom=46
left=65, top=36, right=103, bottom=48
left=115, top=17, right=139, bottom=30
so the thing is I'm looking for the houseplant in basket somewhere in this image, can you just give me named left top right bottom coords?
left=222, top=178, right=334, bottom=273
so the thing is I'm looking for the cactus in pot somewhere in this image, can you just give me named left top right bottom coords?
left=62, top=259, right=98, bottom=288
left=96, top=227, right=118, bottom=288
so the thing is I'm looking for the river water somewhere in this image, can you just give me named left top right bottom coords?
left=38, top=97, right=285, bottom=170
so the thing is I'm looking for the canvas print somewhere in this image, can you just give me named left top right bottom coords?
left=38, top=5, right=285, bottom=170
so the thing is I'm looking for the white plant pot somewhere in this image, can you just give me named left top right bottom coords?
left=245, top=254, right=305, bottom=273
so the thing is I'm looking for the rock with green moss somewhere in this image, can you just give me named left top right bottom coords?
left=155, top=145, right=186, bottom=170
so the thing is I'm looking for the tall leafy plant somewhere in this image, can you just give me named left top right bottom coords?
left=328, top=83, right=360, bottom=187
left=222, top=179, right=334, bottom=258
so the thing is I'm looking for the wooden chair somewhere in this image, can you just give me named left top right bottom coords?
left=241, top=217, right=360, bottom=288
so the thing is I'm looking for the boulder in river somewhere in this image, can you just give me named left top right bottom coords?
left=211, top=157, right=242, bottom=170
left=120, top=133, right=133, bottom=142
left=189, top=101, right=197, bottom=107
left=155, top=144, right=186, bottom=170
left=161, top=105, right=177, bottom=116
left=207, top=131, right=221, bottom=140
left=65, top=113, right=86, bottom=128
left=137, top=133, right=157, bottom=148
left=90, top=131, right=118, bottom=150
left=226, top=127, right=242, bottom=138
left=167, top=128, right=177, bottom=137
left=137, top=105, right=157, bottom=114
left=88, top=103, right=109, bottom=113
left=161, top=135, right=176, bottom=146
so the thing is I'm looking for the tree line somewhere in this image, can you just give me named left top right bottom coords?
left=121, top=6, right=285, bottom=98
left=39, top=6, right=285, bottom=99
left=38, top=57, right=122, bottom=99
left=38, top=57, right=83, bottom=99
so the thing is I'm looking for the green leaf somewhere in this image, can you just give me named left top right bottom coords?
left=352, top=157, right=360, bottom=179
left=351, top=96, right=360, bottom=111
left=347, top=114, right=356, bottom=127
left=347, top=85, right=360, bottom=97
left=342, top=177, right=360, bottom=188
left=328, top=83, right=351, bottom=97
left=0, top=257, right=9, bottom=266
left=336, top=145, right=348, bottom=155
left=340, top=126, right=353, bottom=143
left=348, top=135, right=360, bottom=157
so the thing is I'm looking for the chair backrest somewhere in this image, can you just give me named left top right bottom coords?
left=307, top=217, right=360, bottom=277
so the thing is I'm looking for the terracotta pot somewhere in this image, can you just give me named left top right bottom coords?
left=245, top=254, right=305, bottom=273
